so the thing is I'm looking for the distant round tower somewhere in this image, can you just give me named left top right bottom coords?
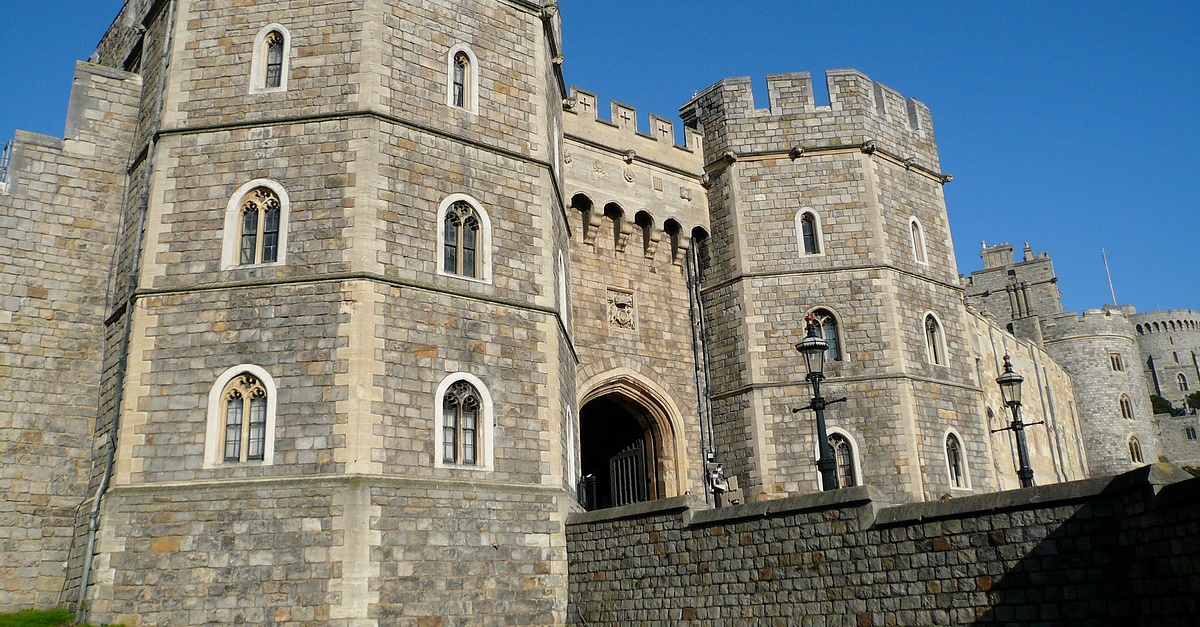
left=1040, top=310, right=1157, bottom=474
left=1131, top=309, right=1200, bottom=409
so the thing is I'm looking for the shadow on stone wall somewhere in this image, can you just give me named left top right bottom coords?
left=974, top=467, right=1199, bottom=625
left=565, top=464, right=1200, bottom=626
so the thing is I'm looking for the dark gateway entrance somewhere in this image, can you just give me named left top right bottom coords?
left=579, top=395, right=660, bottom=511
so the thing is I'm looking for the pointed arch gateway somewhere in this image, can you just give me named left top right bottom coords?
left=577, top=371, right=688, bottom=511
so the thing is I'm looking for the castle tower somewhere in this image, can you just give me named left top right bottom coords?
left=1131, top=310, right=1200, bottom=410
left=47, top=0, right=575, bottom=624
left=966, top=244, right=1158, bottom=477
left=680, top=71, right=996, bottom=503
left=964, top=241, right=1062, bottom=342
left=1130, top=309, right=1200, bottom=464
left=560, top=90, right=710, bottom=510
left=1040, top=309, right=1157, bottom=475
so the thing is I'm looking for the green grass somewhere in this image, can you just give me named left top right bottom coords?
left=0, top=609, right=75, bottom=627
left=0, top=609, right=125, bottom=627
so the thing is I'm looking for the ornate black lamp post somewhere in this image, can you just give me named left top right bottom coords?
left=795, top=315, right=847, bottom=491
left=993, top=355, right=1043, bottom=488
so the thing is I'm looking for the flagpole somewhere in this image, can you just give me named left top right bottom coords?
left=1102, top=248, right=1118, bottom=307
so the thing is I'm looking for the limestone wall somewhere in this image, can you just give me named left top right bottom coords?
left=966, top=311, right=1089, bottom=490
left=0, top=63, right=142, bottom=611
left=1043, top=308, right=1157, bottom=475
left=563, top=89, right=709, bottom=500
left=680, top=72, right=993, bottom=504
left=89, top=478, right=567, bottom=626
left=566, top=465, right=1200, bottom=625
left=69, top=0, right=576, bottom=622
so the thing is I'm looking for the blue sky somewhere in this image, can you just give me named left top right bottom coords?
left=3, top=1, right=1197, bottom=314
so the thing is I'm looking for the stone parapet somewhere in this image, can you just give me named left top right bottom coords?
left=565, top=88, right=704, bottom=175
left=567, top=465, right=1200, bottom=625
left=680, top=70, right=941, bottom=172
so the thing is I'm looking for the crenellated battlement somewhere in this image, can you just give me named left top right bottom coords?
left=684, top=71, right=932, bottom=133
left=1130, top=309, right=1200, bottom=334
left=1043, top=307, right=1137, bottom=341
left=564, top=87, right=703, bottom=174
left=679, top=69, right=941, bottom=171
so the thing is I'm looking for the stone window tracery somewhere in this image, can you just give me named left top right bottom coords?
left=1178, top=373, right=1189, bottom=392
left=1128, top=436, right=1143, bottom=464
left=239, top=187, right=282, bottom=265
left=222, top=374, right=268, bottom=462
left=1119, top=394, right=1135, bottom=420
left=250, top=24, right=290, bottom=94
left=434, top=373, right=493, bottom=470
left=946, top=433, right=965, bottom=489
left=205, top=365, right=278, bottom=468
left=442, top=380, right=481, bottom=465
left=435, top=194, right=492, bottom=283
left=811, top=308, right=841, bottom=362
left=925, top=314, right=945, bottom=366
left=443, top=201, right=480, bottom=278
left=829, top=433, right=856, bottom=488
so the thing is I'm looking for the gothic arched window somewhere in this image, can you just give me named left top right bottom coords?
left=794, top=209, right=823, bottom=257
left=239, top=187, right=282, bottom=265
left=446, top=45, right=479, bottom=113
left=829, top=433, right=857, bottom=488
left=911, top=218, right=928, bottom=264
left=946, top=433, right=965, bottom=488
left=251, top=24, right=290, bottom=93
left=443, top=201, right=480, bottom=278
left=811, top=308, right=842, bottom=362
left=1119, top=394, right=1135, bottom=420
left=1178, top=373, right=1189, bottom=392
left=221, top=373, right=269, bottom=463
left=1128, top=436, right=1143, bottom=464
left=442, top=380, right=482, bottom=465
left=925, top=314, right=945, bottom=366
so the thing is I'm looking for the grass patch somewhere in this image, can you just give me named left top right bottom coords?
left=0, top=609, right=75, bottom=627
left=0, top=609, right=125, bottom=627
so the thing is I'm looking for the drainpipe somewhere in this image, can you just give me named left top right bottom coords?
left=77, top=0, right=176, bottom=620
left=685, top=242, right=716, bottom=504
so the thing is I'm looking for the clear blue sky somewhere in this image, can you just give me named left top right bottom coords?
left=3, top=1, right=1197, bottom=314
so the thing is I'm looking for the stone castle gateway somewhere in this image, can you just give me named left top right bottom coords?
left=1, top=0, right=1198, bottom=624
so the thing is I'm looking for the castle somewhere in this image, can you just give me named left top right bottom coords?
left=1, top=0, right=1197, bottom=624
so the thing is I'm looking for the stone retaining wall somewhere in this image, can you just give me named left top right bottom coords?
left=566, top=464, right=1200, bottom=626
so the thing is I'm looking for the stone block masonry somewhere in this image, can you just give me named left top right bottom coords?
left=0, top=62, right=142, bottom=611
left=567, top=464, right=1200, bottom=625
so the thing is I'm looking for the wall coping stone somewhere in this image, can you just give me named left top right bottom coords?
left=12, top=130, right=64, bottom=150
left=566, top=464, right=1198, bottom=531
left=566, top=495, right=705, bottom=525
left=686, top=485, right=885, bottom=529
